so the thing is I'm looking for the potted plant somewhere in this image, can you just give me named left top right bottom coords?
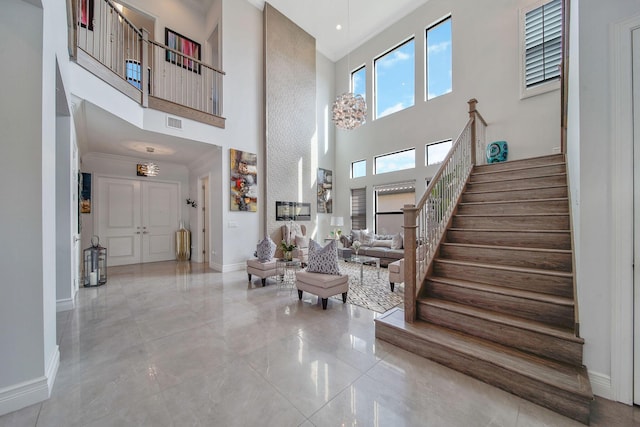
left=352, top=240, right=361, bottom=257
left=280, top=241, right=297, bottom=261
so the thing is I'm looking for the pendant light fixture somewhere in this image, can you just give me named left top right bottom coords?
left=332, top=0, right=367, bottom=130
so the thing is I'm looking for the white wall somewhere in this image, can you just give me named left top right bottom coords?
left=568, top=0, right=640, bottom=403
left=0, top=0, right=60, bottom=415
left=316, top=51, right=337, bottom=240
left=333, top=0, right=561, bottom=230
left=216, top=0, right=262, bottom=270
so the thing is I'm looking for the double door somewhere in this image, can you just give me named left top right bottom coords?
left=97, top=177, right=179, bottom=266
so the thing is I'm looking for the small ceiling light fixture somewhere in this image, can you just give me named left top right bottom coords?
left=332, top=0, right=367, bottom=131
left=137, top=162, right=159, bottom=177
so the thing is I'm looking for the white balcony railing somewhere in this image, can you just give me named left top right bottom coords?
left=72, top=0, right=224, bottom=126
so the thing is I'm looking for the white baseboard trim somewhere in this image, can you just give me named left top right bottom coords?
left=223, top=262, right=245, bottom=273
left=0, top=347, right=58, bottom=416
left=56, top=297, right=75, bottom=312
left=589, top=370, right=613, bottom=400
left=210, top=262, right=245, bottom=273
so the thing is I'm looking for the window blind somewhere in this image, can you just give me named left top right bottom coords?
left=524, top=0, right=562, bottom=87
left=350, top=187, right=367, bottom=230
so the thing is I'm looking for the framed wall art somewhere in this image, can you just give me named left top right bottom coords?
left=317, top=168, right=332, bottom=213
left=230, top=149, right=257, bottom=212
left=79, top=0, right=94, bottom=31
left=165, top=28, right=201, bottom=73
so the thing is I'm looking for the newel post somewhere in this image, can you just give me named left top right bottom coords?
left=468, top=98, right=478, bottom=165
left=141, top=28, right=149, bottom=108
left=403, top=204, right=418, bottom=323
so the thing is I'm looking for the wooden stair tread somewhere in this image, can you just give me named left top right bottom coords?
left=376, top=308, right=592, bottom=398
left=472, top=154, right=564, bottom=169
left=459, top=197, right=568, bottom=206
left=463, top=185, right=567, bottom=196
left=471, top=163, right=566, bottom=177
left=441, top=242, right=572, bottom=255
left=454, top=213, right=569, bottom=218
left=449, top=227, right=570, bottom=233
left=426, top=276, right=575, bottom=306
left=434, top=258, right=573, bottom=278
left=468, top=172, right=566, bottom=184
left=418, top=298, right=583, bottom=343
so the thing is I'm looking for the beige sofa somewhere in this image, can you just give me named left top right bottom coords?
left=340, top=230, right=404, bottom=267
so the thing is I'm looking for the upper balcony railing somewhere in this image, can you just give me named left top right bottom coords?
left=70, top=0, right=225, bottom=128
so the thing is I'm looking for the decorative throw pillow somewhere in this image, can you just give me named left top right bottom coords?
left=256, top=235, right=276, bottom=262
left=362, top=230, right=376, bottom=245
left=351, top=229, right=368, bottom=243
left=295, top=235, right=309, bottom=248
left=372, top=239, right=393, bottom=248
left=306, top=239, right=341, bottom=275
left=391, top=232, right=403, bottom=250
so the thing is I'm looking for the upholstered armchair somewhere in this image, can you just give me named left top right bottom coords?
left=281, top=223, right=309, bottom=264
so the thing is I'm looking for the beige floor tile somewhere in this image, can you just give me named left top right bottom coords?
left=1, top=261, right=637, bottom=427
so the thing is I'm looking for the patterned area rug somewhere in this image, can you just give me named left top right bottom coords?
left=331, top=261, right=404, bottom=313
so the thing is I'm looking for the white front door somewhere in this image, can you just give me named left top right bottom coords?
left=142, top=181, right=179, bottom=262
left=98, top=177, right=142, bottom=266
left=97, top=177, right=180, bottom=266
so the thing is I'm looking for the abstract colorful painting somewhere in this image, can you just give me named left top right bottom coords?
left=230, top=149, right=257, bottom=212
left=317, top=168, right=333, bottom=213
left=165, top=28, right=201, bottom=73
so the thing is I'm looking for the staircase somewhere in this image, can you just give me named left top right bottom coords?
left=375, top=154, right=593, bottom=424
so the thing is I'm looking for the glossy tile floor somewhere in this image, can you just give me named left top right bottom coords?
left=1, top=261, right=638, bottom=427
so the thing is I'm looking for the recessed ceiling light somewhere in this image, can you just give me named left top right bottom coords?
left=336, top=24, right=342, bottom=30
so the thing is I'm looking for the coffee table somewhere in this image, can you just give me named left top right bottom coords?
left=347, top=255, right=380, bottom=285
left=276, top=258, right=301, bottom=289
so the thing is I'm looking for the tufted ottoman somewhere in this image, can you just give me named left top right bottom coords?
left=295, top=271, right=349, bottom=310
left=246, top=258, right=278, bottom=286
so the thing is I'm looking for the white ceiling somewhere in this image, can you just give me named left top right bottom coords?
left=77, top=0, right=430, bottom=165
left=78, top=102, right=218, bottom=165
left=245, top=0, right=430, bottom=61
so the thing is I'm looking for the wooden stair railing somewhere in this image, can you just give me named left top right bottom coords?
left=402, top=98, right=487, bottom=322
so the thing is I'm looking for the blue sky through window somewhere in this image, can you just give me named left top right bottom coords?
left=352, top=159, right=366, bottom=178
left=427, top=18, right=452, bottom=100
left=375, top=39, right=415, bottom=119
left=352, top=66, right=366, bottom=100
left=375, top=149, right=415, bottom=174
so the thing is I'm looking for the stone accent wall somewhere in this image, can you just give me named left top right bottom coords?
left=264, top=3, right=316, bottom=246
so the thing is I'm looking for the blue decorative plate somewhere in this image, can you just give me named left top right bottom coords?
left=486, top=141, right=508, bottom=163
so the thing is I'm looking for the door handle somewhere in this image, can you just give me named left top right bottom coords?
left=143, top=231, right=149, bottom=234
left=136, top=231, right=141, bottom=234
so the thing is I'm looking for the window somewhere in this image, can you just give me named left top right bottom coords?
left=350, top=188, right=367, bottom=230
left=126, top=60, right=142, bottom=89
left=374, top=148, right=415, bottom=174
left=521, top=0, right=562, bottom=96
left=374, top=38, right=415, bottom=119
left=351, top=65, right=366, bottom=100
left=426, top=139, right=453, bottom=165
left=426, top=17, right=452, bottom=100
left=351, top=160, right=366, bottom=178
left=374, top=182, right=415, bottom=235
